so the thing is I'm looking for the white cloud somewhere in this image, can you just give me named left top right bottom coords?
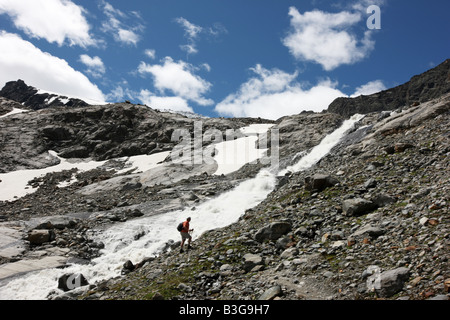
left=352, top=0, right=385, bottom=11
left=0, top=0, right=95, bottom=47
left=201, top=63, right=211, bottom=72
left=351, top=80, right=386, bottom=97
left=180, top=44, right=198, bottom=55
left=175, top=17, right=227, bottom=55
left=215, top=65, right=346, bottom=120
left=0, top=31, right=105, bottom=103
left=100, top=0, right=143, bottom=46
left=175, top=17, right=203, bottom=40
left=175, top=17, right=202, bottom=55
left=79, top=54, right=105, bottom=78
left=282, top=7, right=375, bottom=70
left=138, top=57, right=213, bottom=106
left=144, top=49, right=156, bottom=60
left=138, top=89, right=193, bottom=113
left=215, top=64, right=388, bottom=120
left=117, top=29, right=140, bottom=46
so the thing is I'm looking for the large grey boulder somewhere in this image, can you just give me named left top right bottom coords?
left=254, top=221, right=292, bottom=243
left=58, top=273, right=89, bottom=292
left=367, top=267, right=410, bottom=298
left=342, top=198, right=377, bottom=216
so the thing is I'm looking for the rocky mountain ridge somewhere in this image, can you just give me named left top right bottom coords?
left=0, top=80, right=92, bottom=110
left=0, top=96, right=273, bottom=173
left=328, top=59, right=450, bottom=117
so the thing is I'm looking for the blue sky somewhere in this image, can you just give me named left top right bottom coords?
left=0, top=0, right=448, bottom=119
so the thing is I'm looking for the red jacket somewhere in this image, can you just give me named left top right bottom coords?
left=181, top=221, right=190, bottom=233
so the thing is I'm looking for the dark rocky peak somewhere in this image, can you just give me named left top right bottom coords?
left=328, top=59, right=450, bottom=117
left=0, top=79, right=89, bottom=110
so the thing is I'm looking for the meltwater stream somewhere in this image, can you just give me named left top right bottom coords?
left=0, top=114, right=363, bottom=300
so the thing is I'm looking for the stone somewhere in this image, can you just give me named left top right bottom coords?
left=254, top=221, right=292, bottom=243
left=220, top=264, right=233, bottom=272
left=368, top=267, right=410, bottom=298
left=58, top=273, right=89, bottom=292
left=305, top=174, right=339, bottom=191
left=123, top=260, right=135, bottom=271
left=258, top=285, right=282, bottom=300
left=394, top=143, right=414, bottom=153
left=121, top=182, right=142, bottom=191
left=364, top=178, right=377, bottom=189
left=342, top=198, right=377, bottom=216
left=151, top=292, right=164, bottom=300
left=372, top=194, right=396, bottom=207
left=35, top=216, right=78, bottom=230
left=243, top=253, right=264, bottom=272
left=280, top=247, right=299, bottom=259
left=27, top=229, right=53, bottom=245
left=177, top=283, right=192, bottom=293
left=351, top=225, right=386, bottom=240
left=419, top=217, right=429, bottom=225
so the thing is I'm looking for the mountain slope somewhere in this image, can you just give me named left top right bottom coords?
left=94, top=93, right=449, bottom=301
left=0, top=60, right=448, bottom=301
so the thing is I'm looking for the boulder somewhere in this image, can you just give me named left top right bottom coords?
left=372, top=194, right=396, bottom=207
left=58, top=273, right=89, bottom=292
left=35, top=216, right=78, bottom=230
left=342, top=198, right=377, bottom=216
left=27, top=229, right=53, bottom=245
left=258, top=286, right=282, bottom=300
left=351, top=225, right=386, bottom=240
left=254, top=221, right=292, bottom=243
left=367, top=267, right=410, bottom=298
left=243, top=253, right=264, bottom=272
left=305, top=174, right=339, bottom=191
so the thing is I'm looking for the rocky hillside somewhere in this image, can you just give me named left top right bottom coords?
left=0, top=60, right=448, bottom=301
left=81, top=93, right=449, bottom=301
left=328, top=59, right=450, bottom=117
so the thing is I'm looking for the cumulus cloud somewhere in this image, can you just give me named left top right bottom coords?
left=0, top=31, right=105, bottom=103
left=138, top=57, right=213, bottom=106
left=100, top=0, right=143, bottom=46
left=282, top=6, right=375, bottom=70
left=0, top=0, right=95, bottom=47
left=215, top=64, right=385, bottom=120
left=215, top=65, right=346, bottom=120
left=351, top=80, right=386, bottom=97
left=138, top=89, right=193, bottom=113
left=79, top=54, right=105, bottom=78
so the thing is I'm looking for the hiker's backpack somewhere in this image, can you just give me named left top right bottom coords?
left=177, top=222, right=184, bottom=232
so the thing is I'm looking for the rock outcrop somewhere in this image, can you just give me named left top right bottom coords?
left=0, top=80, right=89, bottom=110
left=328, top=59, right=450, bottom=117
left=0, top=97, right=272, bottom=173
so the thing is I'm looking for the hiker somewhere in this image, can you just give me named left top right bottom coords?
left=179, top=217, right=193, bottom=253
